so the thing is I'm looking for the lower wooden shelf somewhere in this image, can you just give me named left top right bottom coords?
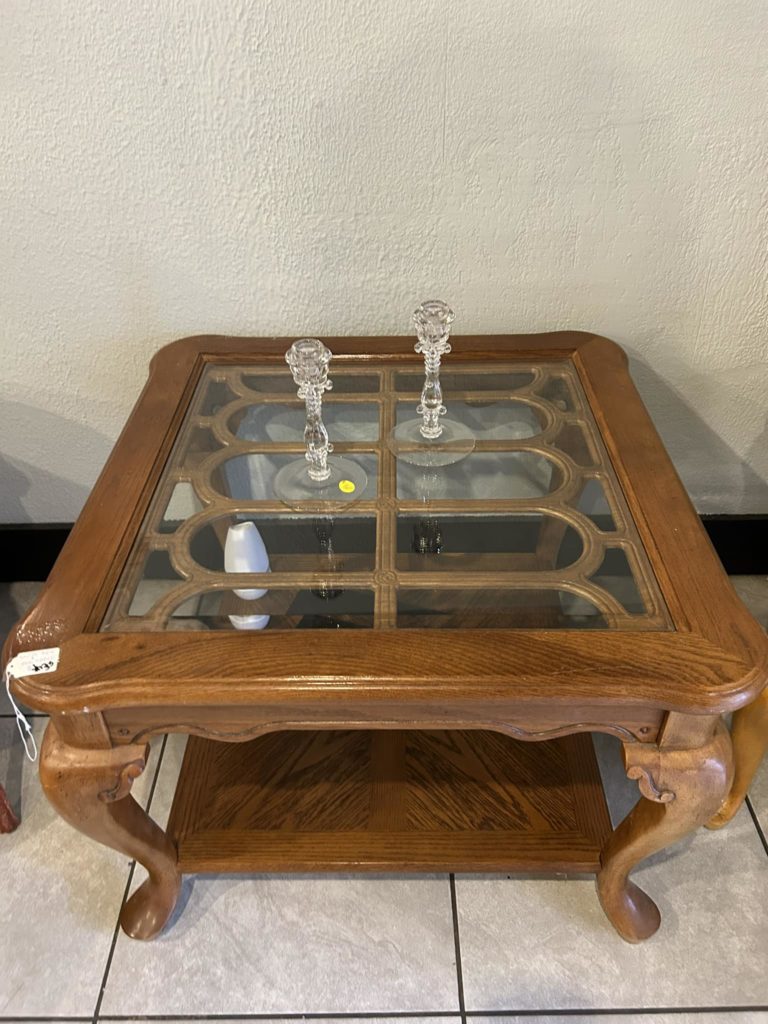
left=167, top=729, right=612, bottom=874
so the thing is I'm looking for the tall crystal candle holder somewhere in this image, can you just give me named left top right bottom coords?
left=389, top=300, right=475, bottom=467
left=273, top=339, right=368, bottom=508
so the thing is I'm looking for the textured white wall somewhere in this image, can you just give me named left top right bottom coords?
left=1, top=0, right=766, bottom=521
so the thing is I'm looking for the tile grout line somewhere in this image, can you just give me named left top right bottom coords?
left=89, top=864, right=136, bottom=1024
left=745, top=794, right=768, bottom=858
left=448, top=875, right=467, bottom=1024
left=463, top=1007, right=768, bottom=1017
left=0, top=1017, right=464, bottom=1023
left=91, top=735, right=168, bottom=1024
left=97, top=1015, right=463, bottom=1022
left=6, top=1007, right=768, bottom=1022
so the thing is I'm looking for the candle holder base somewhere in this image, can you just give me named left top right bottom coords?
left=274, top=456, right=368, bottom=510
left=389, top=417, right=475, bottom=467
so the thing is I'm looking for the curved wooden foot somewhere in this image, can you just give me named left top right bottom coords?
left=40, top=721, right=180, bottom=940
left=597, top=721, right=732, bottom=943
left=707, top=688, right=768, bottom=829
left=0, top=783, right=19, bottom=833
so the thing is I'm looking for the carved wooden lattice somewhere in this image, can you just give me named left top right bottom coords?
left=101, top=359, right=672, bottom=632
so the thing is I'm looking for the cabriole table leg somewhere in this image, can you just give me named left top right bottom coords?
left=707, top=686, right=768, bottom=829
left=39, top=720, right=180, bottom=940
left=596, top=719, right=732, bottom=942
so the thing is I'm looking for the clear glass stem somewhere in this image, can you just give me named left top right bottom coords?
left=416, top=342, right=448, bottom=439
left=301, top=383, right=333, bottom=481
left=411, top=300, right=455, bottom=442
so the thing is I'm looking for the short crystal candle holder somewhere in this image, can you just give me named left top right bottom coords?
left=389, top=300, right=475, bottom=467
left=273, top=338, right=368, bottom=508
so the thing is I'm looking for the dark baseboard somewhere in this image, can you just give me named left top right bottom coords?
left=0, top=515, right=765, bottom=583
left=699, top=514, right=768, bottom=575
left=0, top=524, right=74, bottom=583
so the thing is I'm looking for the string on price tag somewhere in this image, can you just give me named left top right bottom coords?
left=3, top=648, right=60, bottom=762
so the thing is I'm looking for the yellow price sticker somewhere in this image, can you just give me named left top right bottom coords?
left=338, top=479, right=355, bottom=494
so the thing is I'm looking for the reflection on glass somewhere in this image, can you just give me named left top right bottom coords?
left=199, top=379, right=238, bottom=416
left=162, top=588, right=375, bottom=630
left=576, top=479, right=616, bottom=531
left=231, top=402, right=379, bottom=444
left=396, top=588, right=608, bottom=629
left=395, top=370, right=535, bottom=393
left=101, top=356, right=670, bottom=633
left=160, top=482, right=204, bottom=533
left=410, top=517, right=444, bottom=556
left=174, top=427, right=218, bottom=470
left=396, top=514, right=584, bottom=572
left=189, top=516, right=377, bottom=573
left=591, top=548, right=647, bottom=615
left=556, top=423, right=596, bottom=466
left=398, top=452, right=557, bottom=501
left=218, top=454, right=378, bottom=502
left=538, top=376, right=576, bottom=411
left=396, top=400, right=541, bottom=440
left=311, top=518, right=343, bottom=600
left=126, top=551, right=183, bottom=617
left=242, top=373, right=380, bottom=394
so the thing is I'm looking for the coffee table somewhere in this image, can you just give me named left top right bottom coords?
left=5, top=332, right=767, bottom=943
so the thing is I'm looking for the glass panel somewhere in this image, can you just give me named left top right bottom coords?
left=576, top=478, right=616, bottom=531
left=127, top=579, right=182, bottom=618
left=164, top=588, right=375, bottom=630
left=159, top=482, right=204, bottom=533
left=395, top=370, right=534, bottom=393
left=398, top=452, right=558, bottom=500
left=590, top=548, right=647, bottom=615
left=126, top=551, right=183, bottom=617
left=242, top=373, right=379, bottom=394
left=165, top=427, right=219, bottom=472
left=396, top=400, right=542, bottom=440
left=537, top=375, right=576, bottom=411
left=556, top=422, right=597, bottom=466
left=396, top=589, right=608, bottom=629
left=231, top=402, right=379, bottom=443
left=199, top=379, right=239, bottom=416
left=189, top=515, right=376, bottom=573
left=396, top=514, right=583, bottom=571
left=216, top=454, right=378, bottom=501
left=101, top=357, right=670, bottom=632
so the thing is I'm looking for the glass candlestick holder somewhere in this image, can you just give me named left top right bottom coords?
left=389, top=300, right=475, bottom=467
left=273, top=338, right=368, bottom=508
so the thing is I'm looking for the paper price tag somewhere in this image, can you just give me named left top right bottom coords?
left=3, top=647, right=59, bottom=762
left=7, top=647, right=60, bottom=677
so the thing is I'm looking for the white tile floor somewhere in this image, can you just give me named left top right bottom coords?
left=1, top=578, right=767, bottom=1023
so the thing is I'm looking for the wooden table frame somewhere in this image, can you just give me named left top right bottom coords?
left=5, top=332, right=767, bottom=943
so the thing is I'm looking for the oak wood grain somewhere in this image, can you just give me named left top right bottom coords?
left=6, top=333, right=766, bottom=719
left=707, top=684, right=768, bottom=828
left=597, top=719, right=732, bottom=942
left=10, top=628, right=756, bottom=715
left=3, top=331, right=766, bottom=945
left=104, top=702, right=663, bottom=746
left=39, top=721, right=180, bottom=939
left=167, top=729, right=612, bottom=873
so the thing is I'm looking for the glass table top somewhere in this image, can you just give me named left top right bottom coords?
left=101, top=359, right=672, bottom=632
